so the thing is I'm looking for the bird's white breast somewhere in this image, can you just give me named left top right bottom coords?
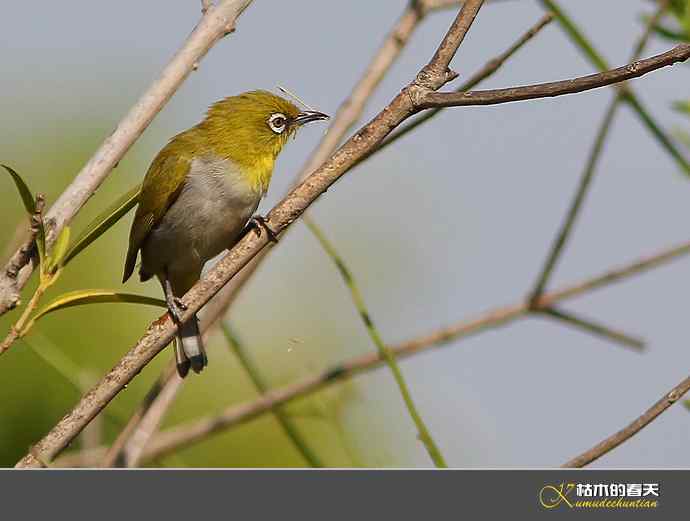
left=141, top=155, right=261, bottom=291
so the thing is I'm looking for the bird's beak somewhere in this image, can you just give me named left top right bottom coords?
left=292, top=110, right=330, bottom=127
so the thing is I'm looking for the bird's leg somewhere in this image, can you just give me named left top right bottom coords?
left=163, top=275, right=187, bottom=324
left=247, top=215, right=279, bottom=243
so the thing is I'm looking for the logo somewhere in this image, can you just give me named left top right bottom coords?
left=539, top=482, right=659, bottom=510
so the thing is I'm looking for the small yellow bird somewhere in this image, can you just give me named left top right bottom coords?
left=123, top=90, right=328, bottom=377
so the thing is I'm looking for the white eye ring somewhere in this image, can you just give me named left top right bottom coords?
left=268, top=113, right=287, bottom=134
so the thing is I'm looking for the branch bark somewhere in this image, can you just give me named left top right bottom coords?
left=417, top=44, right=690, bottom=108
left=0, top=0, right=255, bottom=317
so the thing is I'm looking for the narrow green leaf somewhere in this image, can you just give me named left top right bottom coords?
left=2, top=163, right=36, bottom=215
left=2, top=163, right=47, bottom=269
left=31, top=289, right=166, bottom=324
left=48, top=226, right=71, bottom=273
left=62, top=183, right=141, bottom=267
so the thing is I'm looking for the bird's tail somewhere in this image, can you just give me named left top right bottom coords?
left=174, top=314, right=207, bottom=378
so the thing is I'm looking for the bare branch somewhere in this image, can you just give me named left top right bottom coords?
left=415, top=0, right=485, bottom=89
left=58, top=238, right=690, bottom=465
left=562, top=375, right=690, bottom=468
left=0, top=0, right=255, bottom=318
left=100, top=362, right=181, bottom=467
left=537, top=307, right=645, bottom=351
left=298, top=0, right=430, bottom=181
left=365, top=12, right=553, bottom=164
left=417, top=45, right=690, bottom=109
left=529, top=1, right=670, bottom=303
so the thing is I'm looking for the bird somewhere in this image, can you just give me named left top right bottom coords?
left=122, top=90, right=328, bottom=378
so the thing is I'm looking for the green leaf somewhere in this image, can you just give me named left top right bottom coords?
left=62, top=183, right=141, bottom=267
left=30, top=289, right=166, bottom=324
left=2, top=163, right=36, bottom=215
left=2, top=163, right=46, bottom=268
left=47, top=226, right=71, bottom=273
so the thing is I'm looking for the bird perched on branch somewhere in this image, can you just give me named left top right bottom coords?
left=123, top=90, right=328, bottom=377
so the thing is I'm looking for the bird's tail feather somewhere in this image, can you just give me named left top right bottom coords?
left=175, top=314, right=207, bottom=378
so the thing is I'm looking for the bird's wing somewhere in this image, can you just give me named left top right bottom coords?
left=122, top=150, right=191, bottom=283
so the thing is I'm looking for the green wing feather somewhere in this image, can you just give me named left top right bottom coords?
left=122, top=145, right=192, bottom=283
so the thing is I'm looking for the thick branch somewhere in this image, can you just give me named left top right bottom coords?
left=417, top=44, right=690, bottom=109
left=0, top=0, right=254, bottom=317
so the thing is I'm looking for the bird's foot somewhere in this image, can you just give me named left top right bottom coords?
left=165, top=293, right=187, bottom=324
left=248, top=215, right=279, bottom=243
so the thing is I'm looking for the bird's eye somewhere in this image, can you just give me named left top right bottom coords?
left=268, top=113, right=287, bottom=134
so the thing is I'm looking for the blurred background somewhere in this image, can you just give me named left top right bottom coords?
left=1, top=0, right=689, bottom=467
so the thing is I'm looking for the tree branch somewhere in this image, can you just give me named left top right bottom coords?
left=417, top=44, right=690, bottom=109
left=0, top=0, right=255, bottom=317
left=540, top=0, right=690, bottom=176
left=537, top=307, right=645, bottom=351
left=529, top=0, right=670, bottom=303
left=55, top=238, right=690, bottom=466
left=562, top=375, right=690, bottom=468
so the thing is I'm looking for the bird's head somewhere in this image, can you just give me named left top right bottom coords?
left=200, top=90, right=329, bottom=192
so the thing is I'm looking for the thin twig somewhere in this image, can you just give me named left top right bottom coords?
left=562, top=375, right=690, bottom=467
left=221, top=323, right=323, bottom=467
left=17, top=9, right=687, bottom=469
left=374, top=13, right=553, bottom=159
left=529, top=0, right=671, bottom=303
left=0, top=0, right=255, bottom=318
left=304, top=216, right=447, bottom=467
left=537, top=307, right=645, bottom=351
left=416, top=45, right=690, bottom=109
left=108, top=238, right=690, bottom=465
left=540, top=0, right=690, bottom=176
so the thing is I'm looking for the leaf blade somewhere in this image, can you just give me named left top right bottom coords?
left=31, top=289, right=166, bottom=324
left=62, top=184, right=141, bottom=267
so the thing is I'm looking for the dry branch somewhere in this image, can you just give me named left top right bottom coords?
left=417, top=45, right=690, bottom=108
left=55, top=238, right=690, bottom=466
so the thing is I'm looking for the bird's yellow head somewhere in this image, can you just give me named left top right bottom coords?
left=198, top=90, right=329, bottom=192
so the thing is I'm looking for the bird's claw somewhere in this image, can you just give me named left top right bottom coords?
left=249, top=215, right=278, bottom=243
left=166, top=295, right=187, bottom=324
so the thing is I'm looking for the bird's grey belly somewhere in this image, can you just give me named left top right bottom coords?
left=141, top=157, right=260, bottom=293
